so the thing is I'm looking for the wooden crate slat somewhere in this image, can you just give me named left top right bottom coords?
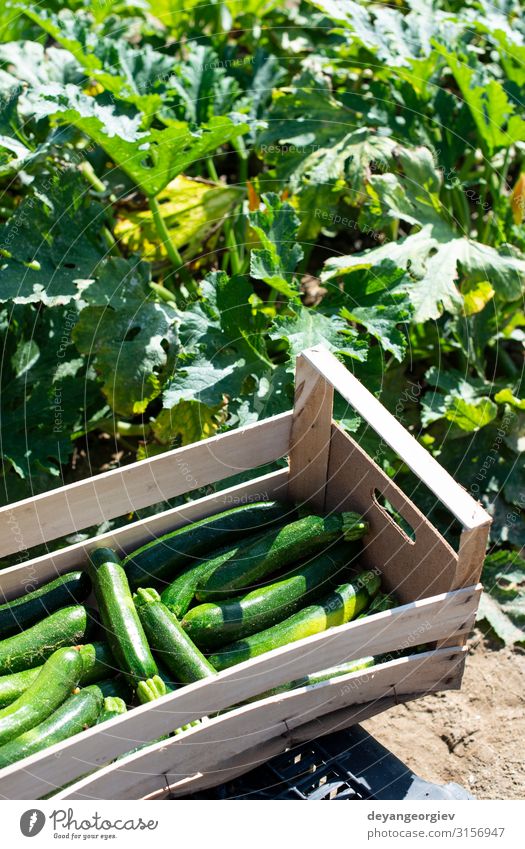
left=144, top=694, right=411, bottom=799
left=0, top=412, right=293, bottom=558
left=151, top=694, right=416, bottom=799
left=59, top=647, right=464, bottom=800
left=0, top=469, right=290, bottom=601
left=0, top=587, right=478, bottom=799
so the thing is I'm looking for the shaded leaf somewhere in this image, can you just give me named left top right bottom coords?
left=0, top=171, right=107, bottom=305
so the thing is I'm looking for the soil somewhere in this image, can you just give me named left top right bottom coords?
left=364, top=631, right=525, bottom=800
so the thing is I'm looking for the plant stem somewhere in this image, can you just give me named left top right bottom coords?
left=232, top=138, right=248, bottom=186
left=149, top=281, right=177, bottom=303
left=102, top=226, right=119, bottom=254
left=206, top=157, right=220, bottom=183
left=79, top=160, right=106, bottom=193
left=148, top=196, right=193, bottom=290
left=86, top=419, right=150, bottom=438
left=224, top=215, right=242, bottom=275
left=451, top=185, right=471, bottom=234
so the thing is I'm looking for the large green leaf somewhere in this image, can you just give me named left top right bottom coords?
left=23, top=6, right=172, bottom=117
left=478, top=550, right=525, bottom=646
left=167, top=44, right=241, bottom=124
left=421, top=366, right=499, bottom=431
left=0, top=303, right=103, bottom=481
left=322, top=147, right=525, bottom=320
left=336, top=263, right=412, bottom=361
left=34, top=85, right=249, bottom=197
left=270, top=304, right=366, bottom=362
left=163, top=271, right=272, bottom=411
left=437, top=47, right=525, bottom=155
left=308, top=0, right=462, bottom=66
left=257, top=72, right=398, bottom=239
left=73, top=259, right=179, bottom=417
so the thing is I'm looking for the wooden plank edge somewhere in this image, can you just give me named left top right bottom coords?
left=0, top=412, right=293, bottom=558
left=143, top=694, right=420, bottom=800
left=58, top=647, right=465, bottom=800
left=0, top=468, right=290, bottom=600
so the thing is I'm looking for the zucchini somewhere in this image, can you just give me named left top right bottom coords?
left=0, top=647, right=83, bottom=746
left=88, top=548, right=158, bottom=685
left=195, top=512, right=368, bottom=602
left=0, top=641, right=114, bottom=709
left=0, top=571, right=91, bottom=639
left=244, top=657, right=375, bottom=704
left=209, top=571, right=381, bottom=671
left=158, top=543, right=235, bottom=620
left=0, top=605, right=95, bottom=675
left=181, top=541, right=360, bottom=649
left=124, top=501, right=294, bottom=589
left=96, top=696, right=127, bottom=725
left=0, top=684, right=103, bottom=768
left=134, top=588, right=216, bottom=683
left=91, top=677, right=132, bottom=702
left=0, top=667, right=39, bottom=709
left=78, top=641, right=117, bottom=684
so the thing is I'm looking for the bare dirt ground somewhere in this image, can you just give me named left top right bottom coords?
left=364, top=632, right=525, bottom=799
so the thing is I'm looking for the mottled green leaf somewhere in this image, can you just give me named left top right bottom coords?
left=0, top=171, right=107, bottom=305
left=34, top=85, right=249, bottom=197
left=250, top=193, right=303, bottom=297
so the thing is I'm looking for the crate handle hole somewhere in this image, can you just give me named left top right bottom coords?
left=372, top=489, right=416, bottom=543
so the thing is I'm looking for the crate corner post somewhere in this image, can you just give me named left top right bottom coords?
left=287, top=348, right=334, bottom=512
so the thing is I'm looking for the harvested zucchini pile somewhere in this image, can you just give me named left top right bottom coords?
left=0, top=500, right=398, bottom=771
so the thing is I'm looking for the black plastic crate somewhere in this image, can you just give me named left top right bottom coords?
left=180, top=725, right=473, bottom=801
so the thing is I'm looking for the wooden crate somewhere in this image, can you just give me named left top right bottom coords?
left=0, top=346, right=490, bottom=800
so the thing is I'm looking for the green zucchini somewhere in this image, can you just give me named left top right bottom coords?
left=0, top=641, right=114, bottom=709
left=134, top=588, right=216, bottom=683
left=0, top=647, right=84, bottom=746
left=96, top=696, right=127, bottom=725
left=88, top=548, right=158, bottom=685
left=78, top=641, right=117, bottom=684
left=195, top=512, right=368, bottom=602
left=158, top=543, right=235, bottom=620
left=91, top=677, right=132, bottom=702
left=0, top=605, right=95, bottom=675
left=0, top=684, right=103, bottom=768
left=124, top=501, right=294, bottom=589
left=181, top=541, right=360, bottom=649
left=0, top=571, right=91, bottom=639
left=0, top=667, right=40, bottom=709
left=209, top=571, right=381, bottom=671
left=244, top=657, right=375, bottom=704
